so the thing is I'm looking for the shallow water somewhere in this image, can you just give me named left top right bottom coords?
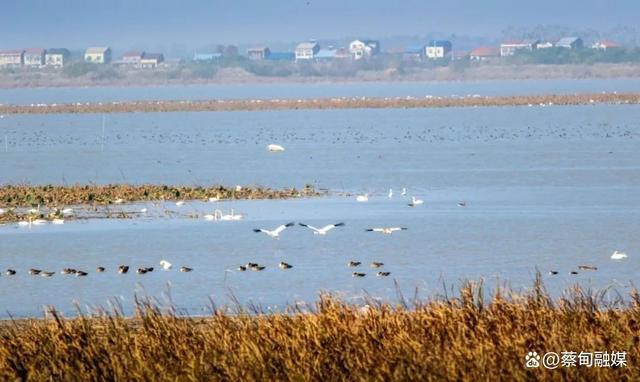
left=0, top=103, right=639, bottom=317
left=1, top=78, right=639, bottom=105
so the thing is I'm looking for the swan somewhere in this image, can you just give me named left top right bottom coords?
left=159, top=260, right=172, bottom=270
left=253, top=222, right=295, bottom=238
left=140, top=208, right=148, bottom=213
left=51, top=219, right=64, bottom=225
left=32, top=219, right=47, bottom=225
left=114, top=198, right=124, bottom=204
left=298, top=222, right=344, bottom=235
left=267, top=144, right=285, bottom=152
left=388, top=189, right=393, bottom=198
left=0, top=208, right=5, bottom=215
left=208, top=197, right=219, bottom=202
left=17, top=221, right=30, bottom=227
left=203, top=214, right=215, bottom=220
left=356, top=193, right=369, bottom=202
left=214, top=209, right=243, bottom=221
left=408, top=196, right=424, bottom=207
left=175, top=200, right=185, bottom=206
left=61, top=208, right=73, bottom=216
left=611, top=250, right=628, bottom=260
left=366, top=227, right=408, bottom=235
left=401, top=188, right=407, bottom=196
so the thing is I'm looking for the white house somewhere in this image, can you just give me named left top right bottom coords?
left=84, top=47, right=112, bottom=64
left=591, top=40, right=619, bottom=50
left=23, top=48, right=46, bottom=67
left=45, top=48, right=70, bottom=67
left=349, top=39, right=380, bottom=60
left=0, top=50, right=24, bottom=68
left=499, top=39, right=539, bottom=56
left=425, top=40, right=452, bottom=59
left=295, top=42, right=320, bottom=61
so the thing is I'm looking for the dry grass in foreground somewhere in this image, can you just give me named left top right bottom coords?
left=0, top=277, right=638, bottom=381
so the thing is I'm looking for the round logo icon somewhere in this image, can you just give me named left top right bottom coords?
left=543, top=352, right=561, bottom=369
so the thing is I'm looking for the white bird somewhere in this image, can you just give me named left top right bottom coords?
left=203, top=214, right=215, bottom=221
left=298, top=222, right=345, bottom=235
left=366, top=227, right=408, bottom=235
left=32, top=219, right=47, bottom=225
left=356, top=193, right=369, bottom=202
left=208, top=197, right=219, bottom=202
left=401, top=188, right=407, bottom=196
left=0, top=208, right=6, bottom=215
left=611, top=250, right=628, bottom=260
left=408, top=196, right=424, bottom=207
left=267, top=144, right=285, bottom=152
left=17, top=221, right=30, bottom=227
left=61, top=208, right=73, bottom=216
left=175, top=200, right=185, bottom=206
left=51, top=219, right=64, bottom=225
left=114, top=198, right=124, bottom=204
left=253, top=222, right=295, bottom=238
left=140, top=208, right=148, bottom=213
left=159, top=260, right=172, bottom=270
left=388, top=189, right=393, bottom=198
left=214, top=209, right=243, bottom=221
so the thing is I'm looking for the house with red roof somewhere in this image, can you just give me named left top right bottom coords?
left=591, top=40, right=619, bottom=51
left=469, top=47, right=500, bottom=61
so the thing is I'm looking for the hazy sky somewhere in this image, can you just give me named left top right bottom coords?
left=0, top=0, right=637, bottom=51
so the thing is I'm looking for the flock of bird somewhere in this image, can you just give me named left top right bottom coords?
left=2, top=260, right=193, bottom=278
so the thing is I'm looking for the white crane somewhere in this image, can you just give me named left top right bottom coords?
left=253, top=222, right=295, bottom=238
left=366, top=227, right=408, bottom=235
left=298, top=222, right=345, bottom=235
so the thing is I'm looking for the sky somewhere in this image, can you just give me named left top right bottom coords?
left=0, top=0, right=637, bottom=53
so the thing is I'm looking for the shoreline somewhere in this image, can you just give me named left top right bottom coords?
left=1, top=63, right=640, bottom=89
left=0, top=184, right=321, bottom=223
left=0, top=92, right=638, bottom=115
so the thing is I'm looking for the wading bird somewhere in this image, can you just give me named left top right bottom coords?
left=356, top=193, right=369, bottom=202
left=365, top=227, right=408, bottom=235
left=298, top=222, right=345, bottom=235
left=408, top=196, right=424, bottom=207
left=253, top=222, right=295, bottom=238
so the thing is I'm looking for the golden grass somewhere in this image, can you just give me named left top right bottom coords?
left=0, top=93, right=638, bottom=114
left=0, top=277, right=637, bottom=381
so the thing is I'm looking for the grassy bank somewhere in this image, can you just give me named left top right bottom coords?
left=0, top=92, right=639, bottom=115
left=0, top=184, right=319, bottom=223
left=0, top=278, right=637, bottom=381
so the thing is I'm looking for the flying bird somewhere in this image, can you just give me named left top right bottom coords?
left=365, top=227, right=408, bottom=235
left=298, top=222, right=345, bottom=235
left=611, top=250, right=627, bottom=260
left=253, top=222, right=295, bottom=238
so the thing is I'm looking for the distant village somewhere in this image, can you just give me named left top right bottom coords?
left=0, top=37, right=630, bottom=76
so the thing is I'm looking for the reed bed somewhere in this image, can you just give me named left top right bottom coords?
left=0, top=277, right=637, bottom=381
left=0, top=184, right=319, bottom=223
left=1, top=92, right=639, bottom=115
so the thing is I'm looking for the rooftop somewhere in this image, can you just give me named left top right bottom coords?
left=296, top=42, right=319, bottom=50
left=47, top=48, right=70, bottom=55
left=556, top=37, right=581, bottom=45
left=470, top=46, right=500, bottom=56
left=0, top=50, right=24, bottom=55
left=24, top=48, right=45, bottom=54
left=85, top=47, right=110, bottom=54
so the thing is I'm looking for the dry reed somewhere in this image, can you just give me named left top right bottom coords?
left=0, top=276, right=637, bottom=381
left=0, top=93, right=638, bottom=115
